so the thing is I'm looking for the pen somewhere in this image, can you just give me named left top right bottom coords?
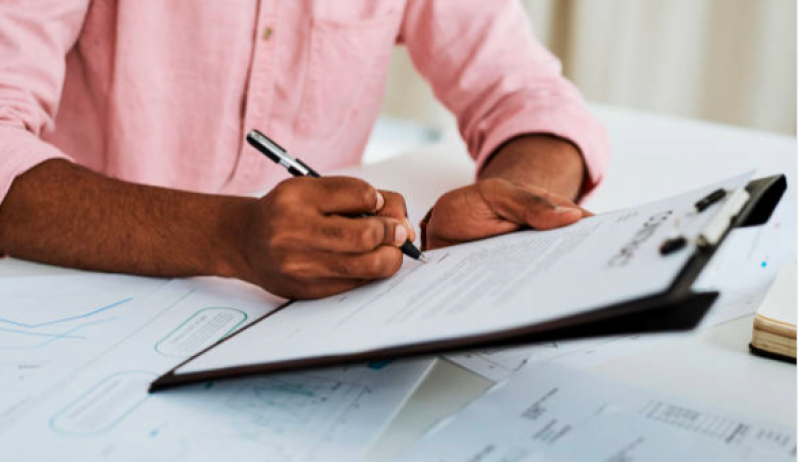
left=246, top=129, right=427, bottom=262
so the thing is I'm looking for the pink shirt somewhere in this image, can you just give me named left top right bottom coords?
left=0, top=0, right=609, bottom=204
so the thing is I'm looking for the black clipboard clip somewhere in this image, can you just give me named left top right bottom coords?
left=660, top=175, right=787, bottom=256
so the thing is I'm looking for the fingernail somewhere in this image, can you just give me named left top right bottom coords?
left=395, top=224, right=408, bottom=244
left=405, top=218, right=416, bottom=242
left=554, top=206, right=581, bottom=216
left=375, top=192, right=385, bottom=210
left=405, top=218, right=417, bottom=242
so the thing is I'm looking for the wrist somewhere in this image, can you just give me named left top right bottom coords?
left=209, top=196, right=259, bottom=282
left=479, top=134, right=586, bottom=201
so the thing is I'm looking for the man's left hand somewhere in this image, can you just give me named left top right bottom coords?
left=423, top=178, right=591, bottom=250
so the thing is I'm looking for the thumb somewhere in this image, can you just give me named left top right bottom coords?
left=481, top=179, right=583, bottom=230
left=373, top=217, right=410, bottom=247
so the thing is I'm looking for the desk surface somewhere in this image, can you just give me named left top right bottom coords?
left=1, top=105, right=795, bottom=461
left=348, top=104, right=798, bottom=460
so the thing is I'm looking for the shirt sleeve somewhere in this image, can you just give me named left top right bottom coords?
left=0, top=1, right=89, bottom=204
left=400, top=0, right=610, bottom=197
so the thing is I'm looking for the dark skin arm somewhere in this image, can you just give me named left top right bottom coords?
left=0, top=135, right=587, bottom=297
left=0, top=159, right=414, bottom=299
left=424, top=134, right=591, bottom=249
left=478, top=134, right=586, bottom=200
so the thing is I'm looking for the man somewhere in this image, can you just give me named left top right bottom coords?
left=0, top=0, right=609, bottom=299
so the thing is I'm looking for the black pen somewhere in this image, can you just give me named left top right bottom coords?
left=246, top=129, right=427, bottom=262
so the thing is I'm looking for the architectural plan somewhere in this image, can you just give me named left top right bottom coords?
left=0, top=278, right=434, bottom=462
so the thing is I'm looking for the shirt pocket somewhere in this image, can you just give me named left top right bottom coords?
left=294, top=10, right=401, bottom=140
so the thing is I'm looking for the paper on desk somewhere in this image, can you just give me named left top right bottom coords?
left=394, top=364, right=796, bottom=462
left=0, top=278, right=435, bottom=462
left=173, top=173, right=754, bottom=377
left=0, top=274, right=167, bottom=431
left=446, top=334, right=655, bottom=381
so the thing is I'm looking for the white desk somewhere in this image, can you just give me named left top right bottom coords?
left=1, top=105, right=795, bottom=461
left=347, top=105, right=798, bottom=460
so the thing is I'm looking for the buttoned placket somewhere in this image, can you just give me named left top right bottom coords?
left=235, top=1, right=279, bottom=184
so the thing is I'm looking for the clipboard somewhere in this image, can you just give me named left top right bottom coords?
left=150, top=175, right=787, bottom=392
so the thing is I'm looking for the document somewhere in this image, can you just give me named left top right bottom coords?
left=447, top=174, right=797, bottom=381
left=446, top=227, right=794, bottom=382
left=0, top=274, right=167, bottom=431
left=0, top=278, right=435, bottom=462
left=169, top=173, right=754, bottom=379
left=394, top=364, right=796, bottom=462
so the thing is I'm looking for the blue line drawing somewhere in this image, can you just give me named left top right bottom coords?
left=0, top=318, right=116, bottom=350
left=0, top=297, right=132, bottom=328
left=0, top=326, right=85, bottom=340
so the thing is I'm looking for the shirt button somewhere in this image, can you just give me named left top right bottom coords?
left=262, top=26, right=273, bottom=41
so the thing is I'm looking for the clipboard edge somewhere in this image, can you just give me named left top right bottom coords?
left=149, top=174, right=788, bottom=393
left=149, top=290, right=719, bottom=392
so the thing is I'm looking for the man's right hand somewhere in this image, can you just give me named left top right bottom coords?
left=0, top=161, right=414, bottom=301
left=232, top=177, right=415, bottom=299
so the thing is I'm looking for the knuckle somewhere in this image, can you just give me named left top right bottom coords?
left=363, top=255, right=386, bottom=276
left=369, top=250, right=403, bottom=278
left=272, top=178, right=297, bottom=196
left=329, top=259, right=354, bottom=277
left=382, top=189, right=400, bottom=202
left=319, top=224, right=344, bottom=239
left=266, top=227, right=299, bottom=252
left=276, top=256, right=298, bottom=277
left=356, top=222, right=382, bottom=249
left=270, top=183, right=301, bottom=211
left=383, top=250, right=403, bottom=276
left=277, top=255, right=312, bottom=280
left=360, top=187, right=377, bottom=209
left=343, top=178, right=377, bottom=207
left=382, top=190, right=408, bottom=214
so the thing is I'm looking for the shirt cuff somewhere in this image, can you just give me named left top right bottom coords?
left=472, top=103, right=611, bottom=201
left=0, top=125, right=73, bottom=205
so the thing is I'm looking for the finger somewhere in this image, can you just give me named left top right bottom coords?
left=378, top=190, right=416, bottom=242
left=481, top=179, right=583, bottom=230
left=513, top=183, right=593, bottom=217
left=543, top=194, right=593, bottom=218
left=301, top=176, right=383, bottom=215
left=305, top=215, right=409, bottom=253
left=283, top=246, right=404, bottom=281
left=377, top=190, right=407, bottom=219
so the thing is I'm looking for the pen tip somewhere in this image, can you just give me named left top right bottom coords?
left=419, top=254, right=429, bottom=263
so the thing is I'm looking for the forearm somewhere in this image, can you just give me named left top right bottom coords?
left=478, top=135, right=587, bottom=202
left=0, top=159, right=252, bottom=279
